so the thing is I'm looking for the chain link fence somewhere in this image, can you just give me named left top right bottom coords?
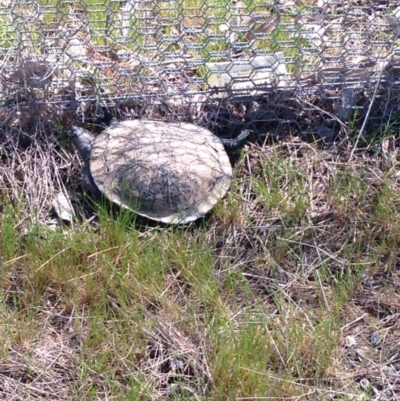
left=0, top=0, right=399, bottom=143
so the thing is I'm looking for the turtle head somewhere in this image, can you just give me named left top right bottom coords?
left=70, top=126, right=102, bottom=198
left=70, top=126, right=95, bottom=163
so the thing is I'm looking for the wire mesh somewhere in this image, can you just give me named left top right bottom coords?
left=0, top=0, right=399, bottom=142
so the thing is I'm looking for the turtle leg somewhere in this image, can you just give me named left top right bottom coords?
left=220, top=129, right=252, bottom=149
left=83, top=163, right=102, bottom=200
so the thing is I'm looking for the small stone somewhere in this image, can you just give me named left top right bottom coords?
left=345, top=335, right=356, bottom=347
left=369, top=332, right=381, bottom=347
left=359, top=378, right=370, bottom=390
left=52, top=191, right=75, bottom=223
left=355, top=348, right=366, bottom=361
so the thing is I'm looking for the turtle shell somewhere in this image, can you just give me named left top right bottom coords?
left=89, top=120, right=233, bottom=224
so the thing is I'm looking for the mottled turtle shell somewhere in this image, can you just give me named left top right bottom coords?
left=89, top=120, right=233, bottom=224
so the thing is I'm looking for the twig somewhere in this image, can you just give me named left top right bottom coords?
left=348, top=51, right=395, bottom=162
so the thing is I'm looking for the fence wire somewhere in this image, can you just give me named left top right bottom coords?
left=0, top=0, right=399, bottom=143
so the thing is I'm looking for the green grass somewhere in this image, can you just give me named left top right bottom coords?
left=2, top=141, right=400, bottom=400
left=0, top=0, right=306, bottom=58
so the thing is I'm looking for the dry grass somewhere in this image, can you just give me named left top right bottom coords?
left=1, top=121, right=400, bottom=400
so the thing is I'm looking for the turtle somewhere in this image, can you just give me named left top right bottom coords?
left=70, top=119, right=239, bottom=224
